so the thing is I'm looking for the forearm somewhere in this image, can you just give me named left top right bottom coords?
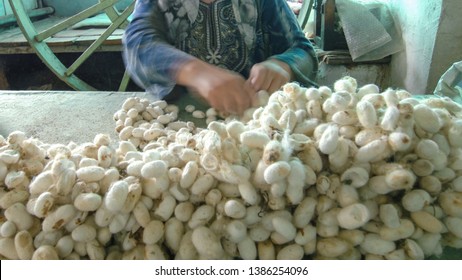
left=122, top=0, right=194, bottom=97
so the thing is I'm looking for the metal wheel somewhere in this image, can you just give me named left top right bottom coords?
left=8, top=0, right=134, bottom=91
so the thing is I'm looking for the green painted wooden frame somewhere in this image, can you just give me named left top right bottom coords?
left=8, top=0, right=134, bottom=91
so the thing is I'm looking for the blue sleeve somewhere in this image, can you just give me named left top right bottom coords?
left=261, top=0, right=318, bottom=87
left=122, top=0, right=195, bottom=98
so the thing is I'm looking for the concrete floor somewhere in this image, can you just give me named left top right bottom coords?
left=0, top=90, right=149, bottom=145
left=0, top=89, right=209, bottom=146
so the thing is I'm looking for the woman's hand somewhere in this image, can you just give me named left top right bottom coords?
left=248, top=59, right=292, bottom=94
left=177, top=59, right=256, bottom=115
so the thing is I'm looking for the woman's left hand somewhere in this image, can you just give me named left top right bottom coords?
left=248, top=59, right=292, bottom=94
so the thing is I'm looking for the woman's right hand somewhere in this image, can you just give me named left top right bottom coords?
left=177, top=59, right=256, bottom=115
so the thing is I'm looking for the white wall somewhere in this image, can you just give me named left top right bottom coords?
left=388, top=0, right=442, bottom=94
left=427, top=0, right=462, bottom=93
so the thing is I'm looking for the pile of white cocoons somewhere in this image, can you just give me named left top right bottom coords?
left=1, top=76, right=462, bottom=260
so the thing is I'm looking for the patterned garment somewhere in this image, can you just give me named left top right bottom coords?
left=178, top=0, right=251, bottom=75
left=123, top=0, right=318, bottom=99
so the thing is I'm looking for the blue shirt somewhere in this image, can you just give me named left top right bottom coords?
left=123, top=0, right=318, bottom=99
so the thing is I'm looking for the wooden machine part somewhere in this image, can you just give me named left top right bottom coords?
left=314, top=0, right=348, bottom=51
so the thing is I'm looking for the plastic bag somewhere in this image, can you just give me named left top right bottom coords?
left=335, top=0, right=404, bottom=62
left=434, top=61, right=462, bottom=104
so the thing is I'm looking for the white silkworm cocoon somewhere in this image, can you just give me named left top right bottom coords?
left=318, top=124, right=339, bottom=155
left=379, top=204, right=400, bottom=229
left=86, top=239, right=105, bottom=260
left=388, top=132, right=412, bottom=152
left=336, top=185, right=359, bottom=208
left=5, top=170, right=26, bottom=189
left=248, top=224, right=271, bottom=242
left=192, top=110, right=206, bottom=119
left=5, top=203, right=34, bottom=231
left=293, top=197, right=317, bottom=229
left=154, top=195, right=176, bottom=221
left=237, top=181, right=259, bottom=205
left=97, top=145, right=114, bottom=168
left=184, top=104, right=196, bottom=113
left=119, top=126, right=134, bottom=141
left=382, top=88, right=399, bottom=107
left=225, top=120, right=246, bottom=142
left=445, top=216, right=462, bottom=239
left=55, top=235, right=74, bottom=259
left=226, top=220, right=247, bottom=243
left=143, top=128, right=163, bottom=141
left=14, top=230, right=34, bottom=260
left=298, top=144, right=322, bottom=172
left=32, top=191, right=54, bottom=218
left=415, top=139, right=439, bottom=160
left=354, top=127, right=383, bottom=147
left=76, top=166, right=105, bottom=182
left=0, top=149, right=20, bottom=165
left=0, top=237, right=19, bottom=259
left=403, top=239, right=424, bottom=260
left=224, top=199, right=246, bottom=219
left=360, top=233, right=396, bottom=255
left=410, top=211, right=444, bottom=233
left=192, top=226, right=224, bottom=259
left=1, top=220, right=17, bottom=238
left=278, top=110, right=298, bottom=132
left=73, top=193, right=102, bottom=212
left=32, top=245, right=59, bottom=260
left=78, top=158, right=98, bottom=168
left=316, top=237, right=350, bottom=258
left=271, top=178, right=287, bottom=198
left=257, top=240, right=275, bottom=260
left=28, top=170, right=54, bottom=195
left=277, top=244, right=304, bottom=260
left=401, top=190, right=432, bottom=212
left=385, top=169, right=416, bottom=191
left=355, top=136, right=389, bottom=163
left=143, top=220, right=164, bottom=245
left=131, top=127, right=146, bottom=138
left=339, top=125, right=359, bottom=139
left=71, top=224, right=97, bottom=243
left=447, top=119, right=462, bottom=148
left=109, top=212, right=129, bottom=234
left=42, top=204, right=77, bottom=232
left=337, top=203, right=370, bottom=230
left=340, top=167, right=369, bottom=188
left=188, top=205, right=215, bottom=229
left=328, top=137, right=349, bottom=170
left=332, top=110, right=358, bottom=126
left=331, top=91, right=351, bottom=109
left=174, top=202, right=194, bottom=222
left=430, top=150, right=448, bottom=171
left=379, top=219, right=415, bottom=241
left=306, top=99, right=323, bottom=120
left=380, top=106, right=400, bottom=131
left=132, top=201, right=150, bottom=228
left=240, top=130, right=270, bottom=148
left=413, top=104, right=442, bottom=133
left=191, top=174, right=215, bottom=196
left=105, top=181, right=129, bottom=212
left=180, top=161, right=199, bottom=189
left=243, top=205, right=262, bottom=226
left=0, top=189, right=29, bottom=211
left=140, top=160, right=168, bottom=179
left=164, top=218, right=185, bottom=253
left=169, top=183, right=189, bottom=202
left=272, top=217, right=297, bottom=241
left=263, top=161, right=291, bottom=184
left=419, top=176, right=442, bottom=196
left=286, top=159, right=306, bottom=205
left=237, top=235, right=257, bottom=260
